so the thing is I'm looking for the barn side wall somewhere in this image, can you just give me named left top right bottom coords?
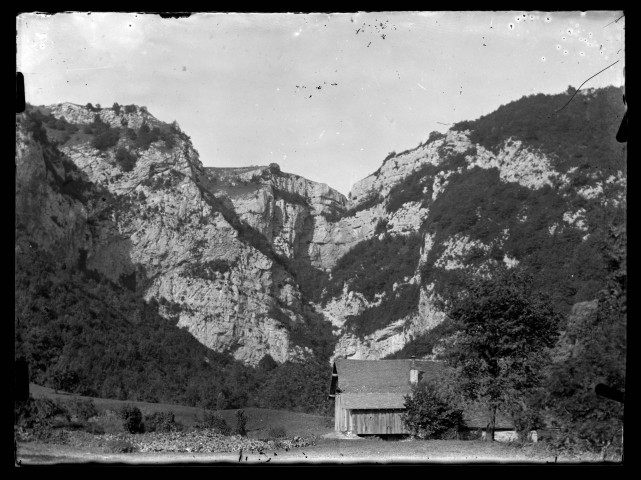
left=349, top=409, right=409, bottom=435
left=334, top=394, right=350, bottom=432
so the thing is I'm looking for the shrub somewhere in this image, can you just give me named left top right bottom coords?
left=199, top=410, right=231, bottom=435
left=144, top=411, right=177, bottom=432
left=119, top=404, right=144, bottom=433
left=92, top=129, right=120, bottom=151
left=112, top=102, right=121, bottom=115
left=402, top=382, right=464, bottom=439
left=134, top=123, right=160, bottom=150
left=374, top=218, right=388, bottom=235
left=235, top=409, right=248, bottom=436
left=115, top=146, right=138, bottom=172
left=15, top=397, right=68, bottom=430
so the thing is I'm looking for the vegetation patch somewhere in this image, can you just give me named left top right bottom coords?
left=343, top=283, right=420, bottom=338
left=322, top=233, right=422, bottom=302
left=384, top=318, right=458, bottom=359
left=452, top=86, right=626, bottom=174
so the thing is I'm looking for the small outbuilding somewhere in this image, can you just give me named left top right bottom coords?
left=329, top=358, right=529, bottom=440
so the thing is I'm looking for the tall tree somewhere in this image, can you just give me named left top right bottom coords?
left=545, top=222, right=626, bottom=454
left=444, top=267, right=561, bottom=441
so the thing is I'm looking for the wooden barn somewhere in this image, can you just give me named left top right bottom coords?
left=329, top=358, right=527, bottom=439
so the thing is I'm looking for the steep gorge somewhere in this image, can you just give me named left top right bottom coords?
left=15, top=86, right=626, bottom=373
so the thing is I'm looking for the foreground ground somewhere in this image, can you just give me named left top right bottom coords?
left=16, top=436, right=614, bottom=466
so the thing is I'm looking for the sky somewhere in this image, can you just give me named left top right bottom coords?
left=17, top=11, right=625, bottom=196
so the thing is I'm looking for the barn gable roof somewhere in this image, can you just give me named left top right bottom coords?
left=330, top=359, right=444, bottom=396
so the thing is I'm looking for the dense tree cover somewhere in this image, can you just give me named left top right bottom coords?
left=422, top=165, right=616, bottom=315
left=257, top=359, right=333, bottom=415
left=384, top=318, right=458, bottom=360
left=443, top=267, right=562, bottom=441
left=543, top=222, right=626, bottom=453
left=452, top=86, right=626, bottom=174
left=322, top=233, right=422, bottom=303
left=386, top=163, right=437, bottom=213
left=14, top=239, right=333, bottom=414
left=343, top=284, right=419, bottom=337
left=385, top=150, right=471, bottom=214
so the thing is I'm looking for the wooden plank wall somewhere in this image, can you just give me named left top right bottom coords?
left=349, top=409, right=409, bottom=435
left=334, top=394, right=350, bottom=432
left=335, top=395, right=408, bottom=434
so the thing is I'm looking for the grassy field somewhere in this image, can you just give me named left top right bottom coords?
left=28, top=383, right=333, bottom=438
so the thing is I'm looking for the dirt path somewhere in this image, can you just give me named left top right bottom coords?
left=16, top=438, right=603, bottom=465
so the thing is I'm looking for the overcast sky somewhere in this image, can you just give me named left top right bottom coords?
left=17, top=11, right=625, bottom=196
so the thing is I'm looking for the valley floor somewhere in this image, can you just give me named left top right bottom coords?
left=15, top=437, right=615, bottom=466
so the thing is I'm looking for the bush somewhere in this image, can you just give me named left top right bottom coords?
left=115, top=146, right=138, bottom=172
left=144, top=411, right=177, bottom=432
left=112, top=102, right=121, bottom=115
left=198, top=410, right=231, bottom=435
left=92, top=129, right=120, bottom=151
left=119, top=404, right=144, bottom=433
left=15, top=397, right=68, bottom=430
left=402, top=382, right=464, bottom=439
left=235, top=409, right=248, bottom=436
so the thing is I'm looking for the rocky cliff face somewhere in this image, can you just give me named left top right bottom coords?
left=17, top=87, right=626, bottom=367
left=16, top=103, right=321, bottom=366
